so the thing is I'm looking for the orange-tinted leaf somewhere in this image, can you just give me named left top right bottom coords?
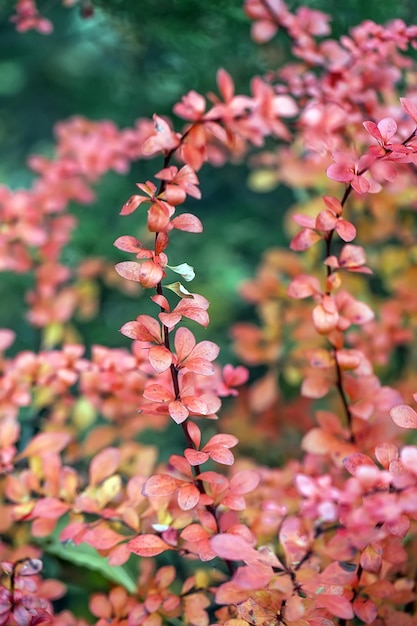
left=178, top=483, right=200, bottom=510
left=19, top=431, right=71, bottom=458
left=128, top=534, right=173, bottom=557
left=390, top=404, right=417, bottom=429
left=89, top=447, right=121, bottom=486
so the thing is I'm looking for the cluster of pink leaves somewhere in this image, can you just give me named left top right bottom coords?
left=5, top=0, right=417, bottom=625
left=10, top=0, right=93, bottom=34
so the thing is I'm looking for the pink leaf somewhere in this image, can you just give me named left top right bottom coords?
left=184, top=449, right=209, bottom=465
left=209, top=447, right=235, bottom=465
left=186, top=421, right=201, bottom=449
left=343, top=453, right=376, bottom=476
left=335, top=219, right=356, bottom=242
left=229, top=470, right=260, bottom=494
left=390, top=404, right=417, bottom=429
left=316, top=594, right=354, bottom=620
left=169, top=400, right=189, bottom=424
left=290, top=228, right=322, bottom=251
left=400, top=97, right=417, bottom=124
left=287, top=274, right=321, bottom=299
left=175, top=327, right=196, bottom=361
left=31, top=498, right=71, bottom=519
left=171, top=213, right=203, bottom=233
left=128, top=534, right=173, bottom=557
left=113, top=235, right=142, bottom=253
left=210, top=533, right=258, bottom=562
left=149, top=345, right=173, bottom=373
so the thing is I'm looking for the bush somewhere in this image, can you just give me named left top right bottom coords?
left=3, top=1, right=417, bottom=625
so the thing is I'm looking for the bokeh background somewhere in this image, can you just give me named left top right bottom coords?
left=0, top=0, right=416, bottom=354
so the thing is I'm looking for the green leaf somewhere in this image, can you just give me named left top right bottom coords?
left=165, top=281, right=194, bottom=298
left=44, top=541, right=137, bottom=594
left=167, top=263, right=195, bottom=282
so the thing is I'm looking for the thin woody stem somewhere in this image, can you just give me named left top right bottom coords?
left=151, top=128, right=236, bottom=575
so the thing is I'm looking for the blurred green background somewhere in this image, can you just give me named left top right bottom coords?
left=0, top=0, right=416, bottom=357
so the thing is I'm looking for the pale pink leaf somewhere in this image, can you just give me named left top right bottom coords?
left=390, top=404, right=417, bottom=429
left=114, top=261, right=141, bottom=282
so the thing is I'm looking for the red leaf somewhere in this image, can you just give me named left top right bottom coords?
left=390, top=404, right=417, bottom=429
left=353, top=597, right=377, bottom=624
left=89, top=447, right=121, bottom=486
left=149, top=345, right=173, bottom=373
left=128, top=534, right=173, bottom=557
left=171, top=213, right=203, bottom=233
